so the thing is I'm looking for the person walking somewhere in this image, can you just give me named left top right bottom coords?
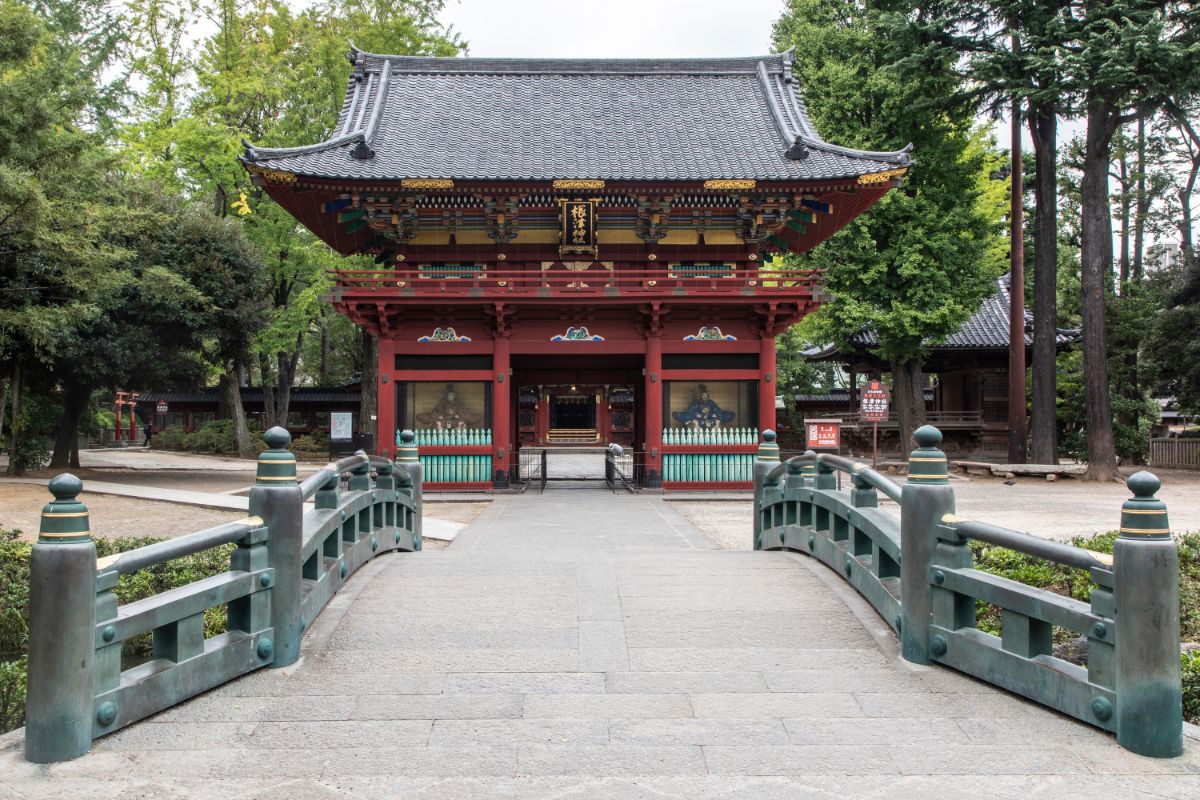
left=143, top=421, right=152, bottom=448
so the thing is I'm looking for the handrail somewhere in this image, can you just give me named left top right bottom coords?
left=752, top=425, right=1185, bottom=759
left=23, top=427, right=425, bottom=764
left=97, top=517, right=263, bottom=576
left=944, top=516, right=1113, bottom=572
left=764, top=451, right=903, bottom=504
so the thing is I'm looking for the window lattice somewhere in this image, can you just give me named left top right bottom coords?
left=611, top=411, right=632, bottom=430
left=518, top=410, right=536, bottom=429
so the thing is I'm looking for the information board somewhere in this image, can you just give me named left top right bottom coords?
left=806, top=419, right=841, bottom=450
left=860, top=380, right=891, bottom=422
left=330, top=412, right=353, bottom=442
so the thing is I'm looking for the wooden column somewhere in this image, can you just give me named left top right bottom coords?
left=644, top=336, right=663, bottom=487
left=376, top=339, right=396, bottom=459
left=759, top=335, right=777, bottom=434
left=493, top=336, right=511, bottom=488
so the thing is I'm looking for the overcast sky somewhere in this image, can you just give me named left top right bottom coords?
left=437, top=0, right=787, bottom=58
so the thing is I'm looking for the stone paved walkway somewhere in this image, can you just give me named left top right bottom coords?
left=3, top=491, right=1198, bottom=798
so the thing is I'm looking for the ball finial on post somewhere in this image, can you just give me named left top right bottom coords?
left=256, top=427, right=297, bottom=486
left=1113, top=469, right=1182, bottom=757
left=39, top=474, right=91, bottom=543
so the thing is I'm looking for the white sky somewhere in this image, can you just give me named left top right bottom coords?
left=437, top=0, right=787, bottom=58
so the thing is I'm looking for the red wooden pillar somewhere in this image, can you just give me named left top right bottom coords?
left=644, top=336, right=663, bottom=487
left=493, top=336, right=511, bottom=487
left=759, top=335, right=777, bottom=435
left=376, top=338, right=396, bottom=460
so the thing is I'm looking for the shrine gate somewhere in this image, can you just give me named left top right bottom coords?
left=243, top=49, right=910, bottom=490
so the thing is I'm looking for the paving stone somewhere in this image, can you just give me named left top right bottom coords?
left=515, top=745, right=707, bottom=776
left=605, top=671, right=769, bottom=694
left=328, top=626, right=579, bottom=650
left=889, top=744, right=1092, bottom=775
left=628, top=647, right=884, bottom=672
left=523, top=694, right=694, bottom=719
left=691, top=693, right=862, bottom=719
left=282, top=672, right=450, bottom=696
left=349, top=694, right=523, bottom=720
left=430, top=719, right=609, bottom=746
left=313, top=648, right=580, bottom=673
left=955, top=716, right=1113, bottom=745
left=623, top=626, right=875, bottom=649
left=321, top=746, right=518, bottom=776
left=764, top=668, right=927, bottom=693
left=853, top=691, right=1041, bottom=719
left=443, top=672, right=606, bottom=694
left=609, top=719, right=788, bottom=746
left=91, top=722, right=257, bottom=751
left=784, top=717, right=970, bottom=745
left=578, top=621, right=630, bottom=671
left=246, top=719, right=432, bottom=748
left=702, top=744, right=898, bottom=775
left=154, top=695, right=355, bottom=722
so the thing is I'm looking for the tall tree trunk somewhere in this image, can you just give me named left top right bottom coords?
left=7, top=361, right=23, bottom=476
left=1029, top=105, right=1058, bottom=464
left=259, top=351, right=277, bottom=429
left=359, top=329, right=378, bottom=450
left=1133, top=115, right=1147, bottom=282
left=219, top=365, right=253, bottom=457
left=1080, top=100, right=1119, bottom=481
left=1007, top=86, right=1027, bottom=464
left=1117, top=137, right=1131, bottom=287
left=319, top=311, right=331, bottom=385
left=50, top=384, right=90, bottom=468
left=274, top=334, right=303, bottom=430
left=0, top=376, right=7, bottom=445
left=890, top=357, right=926, bottom=452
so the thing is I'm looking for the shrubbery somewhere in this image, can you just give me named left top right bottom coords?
left=291, top=431, right=330, bottom=456
left=0, top=528, right=231, bottom=733
left=152, top=419, right=260, bottom=455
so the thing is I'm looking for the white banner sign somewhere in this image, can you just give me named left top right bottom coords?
left=330, top=412, right=353, bottom=441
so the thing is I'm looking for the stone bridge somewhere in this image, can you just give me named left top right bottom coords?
left=4, top=431, right=1198, bottom=797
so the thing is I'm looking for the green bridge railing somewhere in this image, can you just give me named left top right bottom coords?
left=22, top=427, right=424, bottom=764
left=754, top=425, right=1184, bottom=759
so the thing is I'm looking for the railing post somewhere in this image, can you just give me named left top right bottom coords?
left=899, top=425, right=953, bottom=665
left=1113, top=471, right=1183, bottom=758
left=815, top=459, right=836, bottom=491
left=850, top=469, right=877, bottom=508
left=752, top=429, right=780, bottom=550
left=249, top=427, right=304, bottom=667
left=25, top=474, right=96, bottom=763
left=396, top=429, right=423, bottom=548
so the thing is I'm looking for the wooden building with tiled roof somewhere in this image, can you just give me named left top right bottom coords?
left=243, top=48, right=910, bottom=489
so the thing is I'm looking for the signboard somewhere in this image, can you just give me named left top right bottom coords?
left=330, top=412, right=353, bottom=442
left=860, top=380, right=891, bottom=422
left=559, top=199, right=598, bottom=256
left=806, top=418, right=841, bottom=450
left=156, top=401, right=168, bottom=415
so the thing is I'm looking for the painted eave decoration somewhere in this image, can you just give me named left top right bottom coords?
left=551, top=326, right=604, bottom=342
left=684, top=326, right=737, bottom=341
left=418, top=327, right=471, bottom=342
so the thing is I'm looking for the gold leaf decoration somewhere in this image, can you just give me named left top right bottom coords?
left=246, top=164, right=298, bottom=184
left=703, top=179, right=757, bottom=190
left=400, top=178, right=455, bottom=189
left=552, top=179, right=605, bottom=190
left=856, top=168, right=908, bottom=185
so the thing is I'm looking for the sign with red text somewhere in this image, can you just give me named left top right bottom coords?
left=806, top=419, right=841, bottom=450
left=860, top=380, right=891, bottom=422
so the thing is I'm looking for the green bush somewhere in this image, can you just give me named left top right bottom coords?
left=153, top=424, right=188, bottom=450
left=0, top=529, right=231, bottom=734
left=291, top=431, right=330, bottom=456
left=1183, top=649, right=1200, bottom=724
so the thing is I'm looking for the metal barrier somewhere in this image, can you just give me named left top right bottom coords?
left=23, top=426, right=424, bottom=763
left=604, top=445, right=638, bottom=494
left=754, top=426, right=1184, bottom=758
left=517, top=448, right=547, bottom=494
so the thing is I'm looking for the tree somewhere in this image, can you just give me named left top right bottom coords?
left=1065, top=0, right=1200, bottom=480
left=899, top=1, right=1075, bottom=464
left=773, top=0, right=1005, bottom=449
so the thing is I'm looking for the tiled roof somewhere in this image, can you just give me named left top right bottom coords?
left=243, top=49, right=911, bottom=182
left=803, top=276, right=1080, bottom=358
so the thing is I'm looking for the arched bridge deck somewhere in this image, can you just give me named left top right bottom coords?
left=6, top=490, right=1198, bottom=796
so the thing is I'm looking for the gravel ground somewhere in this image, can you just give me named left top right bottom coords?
left=0, top=484, right=245, bottom=541
left=673, top=466, right=1200, bottom=549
